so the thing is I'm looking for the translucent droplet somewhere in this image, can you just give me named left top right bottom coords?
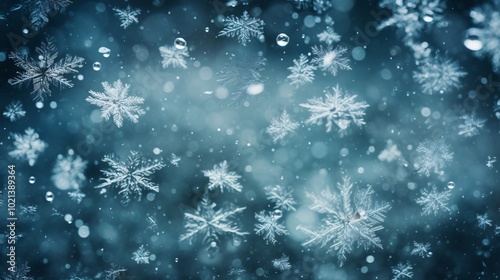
left=98, top=47, right=111, bottom=58
left=22, top=28, right=29, bottom=34
left=464, top=28, right=483, bottom=51
left=45, top=191, right=54, bottom=202
left=272, top=209, right=283, bottom=220
left=29, top=176, right=36, bottom=184
left=205, top=27, right=209, bottom=33
left=92, top=62, right=101, bottom=71
left=447, top=181, right=455, bottom=189
left=233, top=236, right=241, bottom=246
left=174, top=257, right=178, bottom=263
left=207, top=241, right=219, bottom=258
left=174, top=37, right=187, bottom=50
left=276, top=33, right=290, bottom=47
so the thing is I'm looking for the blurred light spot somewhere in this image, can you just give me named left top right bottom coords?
left=352, top=47, right=366, bottom=61
left=163, top=81, right=175, bottom=93
left=199, top=66, right=213, bottom=80
left=311, top=142, right=327, bottom=159
left=78, top=225, right=90, bottom=238
left=421, top=107, right=431, bottom=117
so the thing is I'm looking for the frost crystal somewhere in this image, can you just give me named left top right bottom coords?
left=159, top=45, right=189, bottom=69
left=413, top=54, right=467, bottom=95
left=203, top=161, right=243, bottom=192
left=264, top=185, right=297, bottom=211
left=486, top=156, right=496, bottom=169
left=297, top=176, right=391, bottom=266
left=289, top=0, right=333, bottom=14
left=317, top=28, right=341, bottom=45
left=8, top=37, right=84, bottom=101
left=3, top=100, right=26, bottom=122
left=1, top=261, right=34, bottom=280
left=378, top=142, right=402, bottom=162
left=411, top=242, right=432, bottom=258
left=272, top=254, right=292, bottom=271
left=218, top=11, right=264, bottom=46
left=311, top=45, right=351, bottom=76
left=68, top=190, right=86, bottom=204
left=392, top=262, right=413, bottom=280
left=254, top=210, right=288, bottom=244
left=104, top=264, right=127, bottom=280
left=19, top=205, right=37, bottom=219
left=415, top=139, right=453, bottom=176
left=169, top=153, right=181, bottom=166
left=113, top=5, right=140, bottom=29
left=457, top=114, right=486, bottom=137
left=477, top=213, right=493, bottom=229
left=415, top=186, right=451, bottom=215
left=266, top=110, right=299, bottom=143
left=9, top=127, right=47, bottom=166
left=95, top=151, right=165, bottom=204
left=131, top=245, right=150, bottom=264
left=19, top=0, right=72, bottom=31
left=300, top=85, right=369, bottom=134
left=287, top=54, right=316, bottom=88
left=86, top=79, right=145, bottom=128
left=51, top=150, right=87, bottom=190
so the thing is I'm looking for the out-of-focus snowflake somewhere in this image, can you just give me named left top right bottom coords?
left=147, top=214, right=158, bottom=232
left=311, top=45, right=351, bottom=76
left=415, top=186, right=451, bottom=215
left=254, top=210, right=288, bottom=244
left=477, top=213, right=492, bottom=229
left=317, top=28, right=341, bottom=45
left=179, top=193, right=248, bottom=256
left=378, top=141, right=402, bottom=162
left=159, top=45, right=189, bottom=69
left=413, top=54, right=466, bottom=95
left=86, top=79, right=145, bottom=128
left=272, top=254, right=292, bottom=271
left=51, top=149, right=87, bottom=190
left=266, top=110, right=299, bottom=143
left=265, top=185, right=297, bottom=211
left=391, top=262, right=413, bottom=280
left=18, top=0, right=71, bottom=31
left=19, top=205, right=37, bottom=219
left=68, top=190, right=86, bottom=204
left=457, top=114, right=486, bottom=137
left=288, top=0, right=332, bottom=14
left=297, top=176, right=391, bottom=266
left=131, top=245, right=150, bottom=264
left=415, top=139, right=453, bottom=176
left=9, top=127, right=47, bottom=166
left=8, top=37, right=84, bottom=101
left=3, top=100, right=26, bottom=122
left=228, top=265, right=246, bottom=277
left=104, top=264, right=127, bottom=280
left=203, top=160, right=243, bottom=192
left=411, top=241, right=432, bottom=258
left=300, top=85, right=369, bottom=134
left=113, top=5, right=140, bottom=29
left=218, top=11, right=264, bottom=46
left=169, top=153, right=181, bottom=166
left=1, top=261, right=34, bottom=280
left=486, top=156, right=496, bottom=168
left=287, top=54, right=316, bottom=88
left=495, top=225, right=500, bottom=235
left=95, top=151, right=165, bottom=204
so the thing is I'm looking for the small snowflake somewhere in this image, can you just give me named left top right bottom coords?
left=378, top=141, right=402, bottom=162
left=415, top=139, right=453, bottom=176
left=51, top=149, right=88, bottom=191
left=131, top=245, right=150, bottom=264
left=287, top=54, right=317, bottom=88
left=477, top=213, right=493, bottom=230
left=218, top=11, right=264, bottom=46
left=203, top=161, right=243, bottom=192
left=169, top=153, right=181, bottom=166
left=416, top=186, right=451, bottom=216
left=413, top=54, right=466, bottom=95
left=272, top=254, right=292, bottom=271
left=317, top=28, right=341, bottom=45
left=104, top=264, right=127, bottom=280
left=411, top=242, right=432, bottom=258
left=458, top=114, right=486, bottom=137
left=264, top=185, right=297, bottom=211
left=254, top=210, right=288, bottom=244
left=266, top=110, right=299, bottom=143
left=159, top=45, right=189, bottom=69
left=113, top=5, right=140, bottom=29
left=392, top=262, right=413, bottom=280
left=486, top=156, right=496, bottom=169
left=1, top=261, right=34, bottom=280
left=311, top=45, right=351, bottom=76
left=9, top=127, right=47, bottom=166
left=3, top=100, right=26, bottom=122
left=68, top=190, right=86, bottom=204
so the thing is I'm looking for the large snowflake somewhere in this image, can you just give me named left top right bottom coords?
left=113, top=5, right=141, bottom=29
left=311, top=45, right=351, bottom=76
left=9, top=127, right=47, bottom=166
left=300, top=85, right=369, bottom=134
left=203, top=160, right=243, bottom=192
left=95, top=151, right=165, bottom=204
left=297, top=176, right=391, bottom=266
left=266, top=110, right=299, bottom=143
left=8, top=37, right=84, bottom=101
left=287, top=54, right=317, bottom=88
left=412, top=54, right=466, bottom=94
left=51, top=149, right=88, bottom=191
left=415, top=139, right=453, bottom=176
left=415, top=186, right=451, bottom=215
left=218, top=11, right=264, bottom=46
left=86, top=79, right=145, bottom=128
left=159, top=45, right=189, bottom=69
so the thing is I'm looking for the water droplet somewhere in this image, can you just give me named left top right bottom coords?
left=276, top=33, right=290, bottom=47
left=464, top=28, right=483, bottom=51
left=205, top=27, right=209, bottom=33
left=98, top=47, right=111, bottom=58
left=174, top=257, right=178, bottom=263
left=45, top=191, right=54, bottom=202
left=29, top=176, right=36, bottom=184
left=233, top=236, right=242, bottom=246
left=92, top=62, right=101, bottom=71
left=447, top=181, right=455, bottom=189
left=272, top=209, right=283, bottom=219
left=22, top=28, right=29, bottom=34
left=174, top=37, right=187, bottom=49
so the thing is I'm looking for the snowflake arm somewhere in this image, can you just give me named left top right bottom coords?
left=266, top=110, right=299, bottom=143
left=113, top=6, right=140, bottom=29
left=21, top=0, right=72, bottom=31
left=311, top=45, right=351, bottom=76
left=218, top=11, right=264, bottom=46
left=287, top=54, right=316, bottom=88
left=9, top=127, right=47, bottom=166
left=159, top=45, right=189, bottom=69
left=203, top=161, right=243, bottom=192
left=254, top=211, right=288, bottom=244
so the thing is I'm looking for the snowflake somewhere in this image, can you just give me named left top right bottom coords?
left=86, top=79, right=145, bottom=128
left=228, top=266, right=246, bottom=276
left=486, top=156, right=496, bottom=168
left=131, top=245, right=150, bottom=264
left=288, top=0, right=333, bottom=14
left=3, top=100, right=26, bottom=122
left=477, top=213, right=493, bottom=230
left=8, top=37, right=84, bottom=101
left=411, top=242, right=432, bottom=258
left=113, top=5, right=140, bottom=29
left=147, top=214, right=158, bottom=232
left=179, top=193, right=248, bottom=256
left=311, top=45, right=351, bottom=76
left=392, top=262, right=413, bottom=280
left=68, top=190, right=86, bottom=204
left=495, top=225, right=500, bottom=235
left=218, top=11, right=264, bottom=46
left=19, top=0, right=72, bottom=31
left=415, top=186, right=451, bottom=215
left=415, top=139, right=453, bottom=176
left=169, top=153, right=181, bottom=166
left=458, top=114, right=486, bottom=137
left=203, top=160, right=243, bottom=192
left=287, top=54, right=317, bottom=88
left=300, top=85, right=369, bottom=134
left=104, top=264, right=127, bottom=280
left=254, top=210, right=288, bottom=244
left=266, top=110, right=299, bottom=143
left=264, top=185, right=297, bottom=211
left=1, top=261, right=34, bottom=280
left=317, top=28, right=341, bottom=45
left=159, top=45, right=189, bottom=69
left=9, top=127, right=47, bottom=166
left=272, top=254, right=292, bottom=271
left=95, top=151, right=165, bottom=204
left=19, top=205, right=37, bottom=219
left=413, top=54, right=467, bottom=94
left=297, top=176, right=391, bottom=266
left=378, top=141, right=402, bottom=162
left=51, top=149, right=87, bottom=190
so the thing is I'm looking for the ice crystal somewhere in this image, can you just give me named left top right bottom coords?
left=51, top=150, right=87, bottom=191
left=264, top=185, right=297, bottom=211
left=19, top=0, right=72, bottom=31
left=287, top=54, right=316, bottom=88
left=3, top=100, right=26, bottom=122
left=104, top=264, right=127, bottom=280
left=86, top=79, right=145, bottom=128
left=300, top=85, right=369, bottom=134
left=8, top=37, right=84, bottom=101
left=486, top=156, right=496, bottom=169
left=254, top=210, right=288, bottom=244
left=415, top=139, right=453, bottom=176
left=297, top=176, right=391, bottom=266
left=218, top=11, right=264, bottom=46
left=68, top=190, right=86, bottom=204
left=131, top=245, right=150, bottom=264
left=311, top=45, right=351, bottom=76
left=159, top=45, right=189, bottom=69
left=169, top=153, right=181, bottom=166
left=415, top=186, right=451, bottom=215
left=495, top=225, right=500, bottom=235
left=289, top=0, right=332, bottom=14
left=457, top=114, right=486, bottom=137
left=477, top=213, right=492, bottom=229
left=378, top=142, right=402, bottom=162
left=272, top=254, right=292, bottom=271
left=392, top=262, right=413, bottom=280
left=95, top=151, right=165, bottom=204
left=19, top=205, right=37, bottom=219
left=113, top=5, right=140, bottom=29
left=317, top=28, right=341, bottom=45
left=1, top=261, right=34, bottom=280
left=411, top=242, right=432, bottom=258
left=9, top=127, right=47, bottom=166
left=147, top=214, right=158, bottom=232
left=203, top=160, right=243, bottom=192
left=266, top=110, right=299, bottom=143
left=413, top=54, right=467, bottom=95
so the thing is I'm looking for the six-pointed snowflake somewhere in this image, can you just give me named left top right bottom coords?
left=311, top=45, right=351, bottom=76
left=3, top=100, right=26, bottom=122
left=266, top=110, right=299, bottom=143
left=477, top=213, right=493, bottom=229
left=9, top=127, right=47, bottom=166
left=392, top=262, right=413, bottom=280
left=415, top=139, right=453, bottom=176
left=51, top=149, right=88, bottom=190
left=264, top=185, right=297, bottom=211
left=131, top=245, right=150, bottom=264
left=287, top=54, right=317, bottom=88
left=159, top=45, right=189, bottom=69
left=413, top=54, right=467, bottom=94
left=458, top=114, right=486, bottom=137
left=317, top=28, right=341, bottom=45
left=411, top=241, right=432, bottom=258
left=218, top=11, right=264, bottom=46
left=113, top=5, right=141, bottom=29
left=203, top=160, right=243, bottom=192
left=254, top=210, right=288, bottom=244
left=415, top=186, right=451, bottom=215
left=272, top=254, right=292, bottom=271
